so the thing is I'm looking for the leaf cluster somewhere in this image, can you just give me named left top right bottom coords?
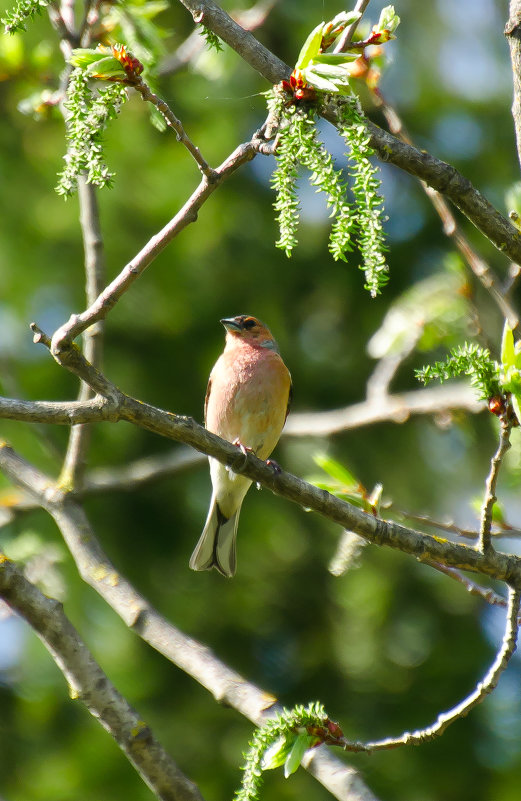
left=416, top=342, right=500, bottom=400
left=1, top=0, right=49, bottom=34
left=270, top=95, right=388, bottom=295
left=235, top=702, right=328, bottom=801
left=56, top=68, right=128, bottom=196
left=199, top=24, right=223, bottom=53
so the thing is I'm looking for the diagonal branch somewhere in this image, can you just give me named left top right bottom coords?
left=1, top=370, right=521, bottom=584
left=374, top=93, right=520, bottom=331
left=0, top=553, right=204, bottom=801
left=0, top=445, right=379, bottom=801
left=173, top=0, right=521, bottom=266
left=49, top=137, right=262, bottom=357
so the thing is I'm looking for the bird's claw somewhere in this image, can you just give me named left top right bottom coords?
left=266, top=458, right=282, bottom=474
left=232, top=438, right=254, bottom=468
left=232, top=438, right=253, bottom=455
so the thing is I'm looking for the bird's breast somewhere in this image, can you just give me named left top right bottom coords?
left=206, top=346, right=290, bottom=459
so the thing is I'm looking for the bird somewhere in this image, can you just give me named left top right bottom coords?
left=189, top=315, right=292, bottom=577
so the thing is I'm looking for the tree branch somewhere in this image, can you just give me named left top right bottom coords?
left=358, top=586, right=521, bottom=750
left=1, top=363, right=520, bottom=585
left=479, top=416, right=513, bottom=553
left=374, top=93, right=520, bottom=331
left=284, top=383, right=483, bottom=436
left=172, top=0, right=521, bottom=266
left=49, top=137, right=261, bottom=356
left=0, top=445, right=379, bottom=801
left=506, top=1, right=521, bottom=172
left=60, top=178, right=106, bottom=489
left=0, top=553, right=205, bottom=801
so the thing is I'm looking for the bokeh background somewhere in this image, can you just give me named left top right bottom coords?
left=1, top=0, right=521, bottom=799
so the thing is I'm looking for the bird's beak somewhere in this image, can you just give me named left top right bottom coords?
left=220, top=317, right=241, bottom=332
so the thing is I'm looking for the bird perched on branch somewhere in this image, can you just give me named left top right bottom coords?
left=190, top=315, right=292, bottom=577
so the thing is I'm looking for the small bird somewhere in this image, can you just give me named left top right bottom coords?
left=190, top=315, right=292, bottom=577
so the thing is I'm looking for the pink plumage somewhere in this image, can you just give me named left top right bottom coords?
left=190, top=315, right=292, bottom=577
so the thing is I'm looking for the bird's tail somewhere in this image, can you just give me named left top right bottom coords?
left=189, top=494, right=240, bottom=577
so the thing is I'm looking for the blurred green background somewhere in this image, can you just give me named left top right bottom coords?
left=1, top=0, right=521, bottom=799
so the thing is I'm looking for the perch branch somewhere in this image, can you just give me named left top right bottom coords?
left=1, top=358, right=521, bottom=585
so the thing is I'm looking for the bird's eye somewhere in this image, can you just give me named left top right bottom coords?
left=242, top=318, right=256, bottom=330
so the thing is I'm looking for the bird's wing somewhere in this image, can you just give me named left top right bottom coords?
left=285, top=378, right=293, bottom=423
left=204, top=376, right=212, bottom=427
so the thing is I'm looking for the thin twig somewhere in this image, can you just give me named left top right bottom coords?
left=49, top=137, right=261, bottom=357
left=284, top=383, right=483, bottom=436
left=0, top=553, right=205, bottom=801
left=479, top=416, right=513, bottom=553
left=348, top=586, right=521, bottom=751
left=426, top=561, right=511, bottom=610
left=133, top=79, right=216, bottom=178
left=334, top=0, right=371, bottom=53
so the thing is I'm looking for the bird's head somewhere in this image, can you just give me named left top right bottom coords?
left=220, top=315, right=279, bottom=351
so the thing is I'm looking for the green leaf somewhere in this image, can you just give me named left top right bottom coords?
left=301, top=68, right=342, bottom=92
left=330, top=10, right=361, bottom=30
left=295, top=22, right=324, bottom=70
left=284, top=734, right=315, bottom=778
left=313, top=453, right=359, bottom=489
left=70, top=47, right=106, bottom=68
left=501, top=321, right=516, bottom=371
left=377, top=5, right=400, bottom=34
left=261, top=735, right=296, bottom=770
left=312, top=53, right=359, bottom=65
left=85, top=56, right=127, bottom=78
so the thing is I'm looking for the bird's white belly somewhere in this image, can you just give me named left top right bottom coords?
left=209, top=457, right=252, bottom=519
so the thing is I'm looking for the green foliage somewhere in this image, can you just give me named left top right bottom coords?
left=269, top=6, right=399, bottom=294
left=270, top=97, right=388, bottom=295
left=69, top=47, right=129, bottom=80
left=500, top=321, right=521, bottom=420
left=235, top=703, right=327, bottom=801
left=199, top=24, right=223, bottom=53
left=272, top=101, right=353, bottom=260
left=416, top=342, right=500, bottom=400
left=55, top=68, right=128, bottom=196
left=292, top=7, right=399, bottom=94
left=309, top=453, right=382, bottom=514
left=337, top=99, right=388, bottom=294
left=1, top=0, right=48, bottom=34
left=293, top=12, right=360, bottom=93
